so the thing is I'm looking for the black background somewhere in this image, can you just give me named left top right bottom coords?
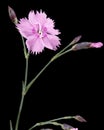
left=1, top=0, right=104, bottom=130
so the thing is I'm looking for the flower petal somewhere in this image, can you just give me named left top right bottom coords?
left=36, top=11, right=47, bottom=25
left=32, top=38, right=44, bottom=54
left=42, top=36, right=53, bottom=50
left=90, top=42, right=103, bottom=48
left=47, top=35, right=61, bottom=50
left=28, top=11, right=38, bottom=25
left=45, top=18, right=54, bottom=28
left=44, top=18, right=60, bottom=35
left=26, top=35, right=37, bottom=52
left=47, top=28, right=60, bottom=35
left=70, top=128, right=78, bottom=130
left=16, top=18, right=34, bottom=38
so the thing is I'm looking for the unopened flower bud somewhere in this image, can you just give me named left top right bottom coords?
left=73, top=115, right=87, bottom=122
left=72, top=35, right=82, bottom=43
left=72, top=42, right=103, bottom=51
left=8, top=6, right=18, bottom=24
left=70, top=35, right=82, bottom=46
left=72, top=42, right=91, bottom=50
left=62, top=123, right=73, bottom=130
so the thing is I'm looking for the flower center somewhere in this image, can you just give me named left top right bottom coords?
left=37, top=24, right=43, bottom=38
left=38, top=29, right=43, bottom=38
left=38, top=24, right=47, bottom=38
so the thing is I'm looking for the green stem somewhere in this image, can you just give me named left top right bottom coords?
left=28, top=122, right=63, bottom=130
left=15, top=91, right=25, bottom=130
left=10, top=120, right=13, bottom=130
left=24, top=56, right=29, bottom=87
left=56, top=48, right=73, bottom=59
left=44, top=115, right=73, bottom=122
left=15, top=47, right=29, bottom=130
left=51, top=48, right=73, bottom=62
left=21, top=35, right=27, bottom=57
left=28, top=116, right=74, bottom=130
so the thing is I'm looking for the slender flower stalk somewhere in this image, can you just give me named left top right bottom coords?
left=10, top=120, right=13, bottom=130
left=40, top=115, right=74, bottom=122
left=15, top=89, right=25, bottom=130
left=24, top=54, right=29, bottom=87
left=28, top=122, right=63, bottom=130
left=51, top=47, right=73, bottom=62
left=15, top=46, right=29, bottom=130
left=21, top=35, right=28, bottom=58
left=28, top=116, right=74, bottom=130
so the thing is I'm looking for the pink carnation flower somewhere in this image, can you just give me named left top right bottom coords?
left=16, top=10, right=61, bottom=54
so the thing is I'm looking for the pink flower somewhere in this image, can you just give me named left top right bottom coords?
left=90, top=42, right=103, bottom=48
left=70, top=128, right=78, bottom=130
left=16, top=10, right=61, bottom=54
